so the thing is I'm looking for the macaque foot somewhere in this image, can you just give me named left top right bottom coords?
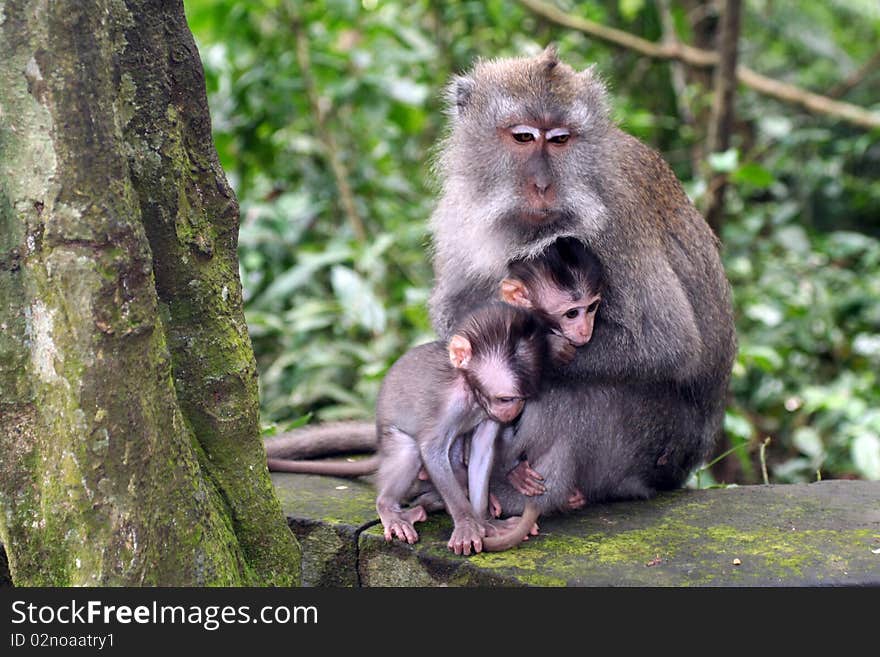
left=486, top=516, right=539, bottom=540
left=567, top=488, right=586, bottom=510
left=489, top=493, right=502, bottom=518
left=380, top=505, right=427, bottom=545
left=417, top=467, right=430, bottom=481
left=448, top=518, right=487, bottom=556
left=507, top=459, right=546, bottom=496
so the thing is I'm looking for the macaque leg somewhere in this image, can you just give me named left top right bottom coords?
left=467, top=420, right=500, bottom=520
left=507, top=459, right=546, bottom=496
left=421, top=435, right=486, bottom=556
left=376, top=428, right=427, bottom=544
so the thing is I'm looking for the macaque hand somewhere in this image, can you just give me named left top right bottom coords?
left=547, top=333, right=577, bottom=366
left=448, top=517, right=487, bottom=556
left=489, top=493, right=502, bottom=518
left=507, top=459, right=546, bottom=496
left=567, top=488, right=586, bottom=510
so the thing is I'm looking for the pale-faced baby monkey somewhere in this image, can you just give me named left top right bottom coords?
left=375, top=302, right=545, bottom=555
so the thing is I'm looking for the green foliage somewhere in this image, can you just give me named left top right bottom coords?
left=184, top=0, right=880, bottom=482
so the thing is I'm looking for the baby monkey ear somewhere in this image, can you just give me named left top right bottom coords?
left=448, top=334, right=473, bottom=369
left=500, top=278, right=533, bottom=309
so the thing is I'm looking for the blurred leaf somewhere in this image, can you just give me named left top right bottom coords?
left=851, top=433, right=880, bottom=480
left=732, top=163, right=775, bottom=188
left=708, top=149, right=739, bottom=173
left=330, top=265, right=387, bottom=333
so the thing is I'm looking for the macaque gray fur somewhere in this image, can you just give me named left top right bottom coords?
left=428, top=46, right=736, bottom=515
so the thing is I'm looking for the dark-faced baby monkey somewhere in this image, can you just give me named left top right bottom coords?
left=471, top=237, right=604, bottom=518
left=376, top=302, right=544, bottom=555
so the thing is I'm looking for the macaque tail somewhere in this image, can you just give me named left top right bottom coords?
left=266, top=455, right=380, bottom=477
left=482, top=501, right=540, bottom=552
left=264, top=420, right=376, bottom=459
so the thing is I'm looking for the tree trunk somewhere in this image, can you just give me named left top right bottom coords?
left=0, top=0, right=301, bottom=585
left=703, top=0, right=742, bottom=234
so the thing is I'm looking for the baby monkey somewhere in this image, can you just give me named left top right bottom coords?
left=490, top=237, right=604, bottom=512
left=376, top=302, right=545, bottom=555
left=502, top=236, right=603, bottom=359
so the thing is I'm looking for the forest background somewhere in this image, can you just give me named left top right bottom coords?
left=183, top=0, right=880, bottom=487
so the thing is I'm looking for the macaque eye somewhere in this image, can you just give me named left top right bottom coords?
left=564, top=308, right=581, bottom=319
left=510, top=125, right=540, bottom=144
left=546, top=128, right=571, bottom=145
left=496, top=396, right=519, bottom=404
left=587, top=300, right=600, bottom=313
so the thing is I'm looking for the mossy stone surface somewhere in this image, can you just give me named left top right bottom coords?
left=272, top=471, right=378, bottom=586
left=342, top=480, right=878, bottom=586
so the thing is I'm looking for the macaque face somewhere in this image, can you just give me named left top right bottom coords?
left=547, top=291, right=601, bottom=346
left=499, top=123, right=574, bottom=218
left=448, top=334, right=528, bottom=424
left=501, top=277, right=601, bottom=346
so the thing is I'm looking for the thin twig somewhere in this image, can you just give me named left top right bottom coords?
left=517, top=0, right=880, bottom=130
left=827, top=50, right=880, bottom=99
left=759, top=437, right=771, bottom=485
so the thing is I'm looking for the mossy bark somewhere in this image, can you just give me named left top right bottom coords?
left=0, top=0, right=300, bottom=585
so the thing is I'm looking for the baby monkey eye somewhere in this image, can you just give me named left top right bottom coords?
left=587, top=300, right=600, bottom=313
left=564, top=308, right=581, bottom=319
left=496, top=396, right=519, bottom=404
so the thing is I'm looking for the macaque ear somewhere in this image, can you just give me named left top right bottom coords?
left=539, top=43, right=559, bottom=69
left=500, top=278, right=533, bottom=309
left=445, top=74, right=475, bottom=117
left=448, top=334, right=473, bottom=369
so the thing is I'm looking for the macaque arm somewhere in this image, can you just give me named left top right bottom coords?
left=573, top=264, right=703, bottom=382
left=466, top=420, right=500, bottom=519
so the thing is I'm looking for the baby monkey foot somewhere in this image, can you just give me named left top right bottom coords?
left=380, top=505, right=427, bottom=544
left=448, top=518, right=487, bottom=556
left=507, top=459, right=546, bottom=496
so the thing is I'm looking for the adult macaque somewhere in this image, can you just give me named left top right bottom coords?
left=428, top=46, right=736, bottom=515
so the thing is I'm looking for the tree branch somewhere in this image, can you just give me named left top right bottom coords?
left=517, top=0, right=880, bottom=130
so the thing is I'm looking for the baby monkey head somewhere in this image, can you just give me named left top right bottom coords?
left=502, top=237, right=604, bottom=346
left=447, top=302, right=545, bottom=424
